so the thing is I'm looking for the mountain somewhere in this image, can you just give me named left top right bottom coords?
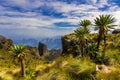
left=13, top=37, right=62, bottom=50
left=14, top=38, right=38, bottom=47
left=40, top=37, right=62, bottom=50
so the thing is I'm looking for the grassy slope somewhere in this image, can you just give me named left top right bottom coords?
left=0, top=34, right=120, bottom=80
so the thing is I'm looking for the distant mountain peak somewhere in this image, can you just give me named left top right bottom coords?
left=13, top=36, right=62, bottom=50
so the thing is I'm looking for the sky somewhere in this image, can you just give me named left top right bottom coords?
left=0, top=0, right=120, bottom=40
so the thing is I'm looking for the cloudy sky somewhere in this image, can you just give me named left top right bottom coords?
left=0, top=0, right=120, bottom=40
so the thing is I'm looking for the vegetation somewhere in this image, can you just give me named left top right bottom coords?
left=79, top=19, right=91, bottom=33
left=74, top=19, right=91, bottom=57
left=94, top=15, right=116, bottom=53
left=11, top=44, right=27, bottom=77
left=74, top=28, right=88, bottom=57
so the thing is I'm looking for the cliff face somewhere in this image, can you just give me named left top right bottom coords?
left=0, top=35, right=13, bottom=50
left=38, top=42, right=62, bottom=60
left=61, top=36, right=74, bottom=53
left=38, top=42, right=48, bottom=56
left=61, top=34, right=79, bottom=56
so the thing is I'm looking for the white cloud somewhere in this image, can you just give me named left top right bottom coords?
left=108, top=5, right=120, bottom=11
left=0, top=0, right=120, bottom=39
left=50, top=1, right=98, bottom=13
left=96, top=0, right=109, bottom=7
left=2, top=0, right=44, bottom=10
left=85, top=0, right=97, bottom=4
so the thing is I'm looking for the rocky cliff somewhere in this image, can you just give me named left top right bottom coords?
left=61, top=33, right=79, bottom=56
left=38, top=42, right=48, bottom=56
left=38, top=42, right=62, bottom=60
left=0, top=35, right=13, bottom=50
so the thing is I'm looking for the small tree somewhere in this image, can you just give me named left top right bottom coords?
left=79, top=19, right=91, bottom=33
left=74, top=28, right=88, bottom=56
left=74, top=20, right=91, bottom=57
left=11, top=44, right=26, bottom=77
left=94, top=15, right=116, bottom=53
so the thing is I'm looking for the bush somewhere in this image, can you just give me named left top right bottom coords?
left=95, top=52, right=111, bottom=65
left=26, top=67, right=35, bottom=79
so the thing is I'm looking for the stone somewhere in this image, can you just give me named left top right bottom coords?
left=0, top=35, right=13, bottom=50
left=61, top=36, right=78, bottom=56
left=38, top=42, right=48, bottom=56
left=112, top=29, right=120, bottom=34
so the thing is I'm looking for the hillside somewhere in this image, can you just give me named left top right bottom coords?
left=0, top=33, right=120, bottom=80
left=62, top=33, right=120, bottom=55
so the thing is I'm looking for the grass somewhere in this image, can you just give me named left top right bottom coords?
left=0, top=50, right=96, bottom=80
left=96, top=67, right=120, bottom=80
left=0, top=51, right=120, bottom=80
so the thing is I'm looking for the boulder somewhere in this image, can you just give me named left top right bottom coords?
left=61, top=36, right=71, bottom=53
left=38, top=42, right=48, bottom=56
left=112, top=29, right=120, bottom=34
left=61, top=36, right=79, bottom=56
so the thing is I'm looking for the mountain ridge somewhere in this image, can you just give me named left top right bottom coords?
left=13, top=37, right=62, bottom=50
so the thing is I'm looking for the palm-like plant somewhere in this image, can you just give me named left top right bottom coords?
left=74, top=19, right=91, bottom=56
left=11, top=44, right=26, bottom=77
left=94, top=15, right=116, bottom=53
left=74, top=28, right=88, bottom=56
left=79, top=19, right=91, bottom=33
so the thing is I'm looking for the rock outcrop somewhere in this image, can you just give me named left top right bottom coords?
left=61, top=34, right=79, bottom=56
left=112, top=29, right=120, bottom=34
left=44, top=49, right=62, bottom=60
left=61, top=36, right=72, bottom=53
left=0, top=35, right=13, bottom=50
left=38, top=42, right=48, bottom=56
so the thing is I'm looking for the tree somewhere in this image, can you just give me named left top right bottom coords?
left=11, top=44, right=26, bottom=77
left=94, top=15, right=116, bottom=53
left=74, top=20, right=91, bottom=57
left=74, top=28, right=88, bottom=56
left=79, top=19, right=91, bottom=33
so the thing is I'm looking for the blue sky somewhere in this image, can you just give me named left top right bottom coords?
left=0, top=0, right=120, bottom=40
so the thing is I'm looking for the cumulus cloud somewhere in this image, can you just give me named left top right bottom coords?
left=0, top=0, right=44, bottom=10
left=0, top=0, right=120, bottom=39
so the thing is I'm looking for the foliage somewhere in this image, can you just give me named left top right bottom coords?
left=94, top=52, right=111, bottom=65
left=94, top=15, right=116, bottom=52
left=74, top=28, right=88, bottom=56
left=74, top=28, right=88, bottom=39
left=11, top=44, right=27, bottom=77
left=79, top=19, right=91, bottom=33
left=85, top=42, right=97, bottom=58
left=11, top=44, right=26, bottom=59
left=26, top=67, right=35, bottom=79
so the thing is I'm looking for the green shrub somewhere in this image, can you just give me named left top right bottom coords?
left=26, top=67, right=35, bottom=79
left=95, top=52, right=111, bottom=65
